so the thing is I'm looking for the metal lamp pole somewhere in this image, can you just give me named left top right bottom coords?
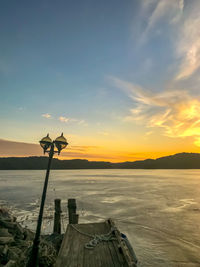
left=27, top=134, right=68, bottom=267
left=27, top=143, right=54, bottom=267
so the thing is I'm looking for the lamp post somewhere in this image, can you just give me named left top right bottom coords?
left=27, top=133, right=68, bottom=267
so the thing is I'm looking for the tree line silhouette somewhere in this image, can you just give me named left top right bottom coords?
left=0, top=153, right=200, bottom=169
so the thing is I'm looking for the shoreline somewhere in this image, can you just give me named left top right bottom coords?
left=0, top=207, right=62, bottom=267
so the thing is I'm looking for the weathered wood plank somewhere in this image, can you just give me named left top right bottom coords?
left=105, top=220, right=127, bottom=267
left=100, top=222, right=116, bottom=267
left=75, top=227, right=85, bottom=267
left=82, top=224, right=95, bottom=267
left=68, top=226, right=82, bottom=266
left=56, top=224, right=73, bottom=267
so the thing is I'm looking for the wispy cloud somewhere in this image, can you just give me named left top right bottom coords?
left=140, top=0, right=200, bottom=81
left=59, top=116, right=70, bottom=122
left=77, top=119, right=88, bottom=126
left=140, top=0, right=184, bottom=42
left=175, top=5, right=200, bottom=80
left=147, top=0, right=183, bottom=29
left=41, top=114, right=88, bottom=126
left=58, top=116, right=88, bottom=126
left=112, top=77, right=200, bottom=146
left=42, top=113, right=51, bottom=119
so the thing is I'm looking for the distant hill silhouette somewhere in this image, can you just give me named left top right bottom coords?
left=0, top=153, right=200, bottom=169
left=114, top=153, right=200, bottom=169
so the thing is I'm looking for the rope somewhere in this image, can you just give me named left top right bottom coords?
left=71, top=224, right=94, bottom=238
left=85, top=232, right=116, bottom=249
left=70, top=224, right=116, bottom=249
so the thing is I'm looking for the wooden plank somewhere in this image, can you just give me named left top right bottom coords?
left=107, top=241, right=122, bottom=267
left=100, top=222, right=116, bottom=267
left=104, top=220, right=127, bottom=267
left=105, top=221, right=126, bottom=267
left=69, top=226, right=83, bottom=266
left=83, top=224, right=97, bottom=267
left=56, top=224, right=73, bottom=267
left=75, top=227, right=85, bottom=267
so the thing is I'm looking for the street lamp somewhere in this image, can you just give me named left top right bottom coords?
left=27, top=133, right=68, bottom=267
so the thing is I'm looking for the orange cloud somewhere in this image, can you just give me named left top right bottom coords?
left=112, top=77, right=200, bottom=147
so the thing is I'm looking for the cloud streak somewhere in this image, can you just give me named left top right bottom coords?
left=42, top=113, right=51, bottom=119
left=146, top=0, right=183, bottom=29
left=140, top=0, right=184, bottom=43
left=140, top=0, right=200, bottom=81
left=112, top=77, right=200, bottom=146
left=59, top=116, right=70, bottom=122
left=58, top=116, right=87, bottom=126
left=175, top=11, right=200, bottom=80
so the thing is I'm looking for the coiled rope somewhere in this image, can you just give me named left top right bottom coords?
left=70, top=224, right=116, bottom=249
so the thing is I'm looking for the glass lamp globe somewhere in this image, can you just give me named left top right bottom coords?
left=54, top=133, right=68, bottom=154
left=39, top=134, right=53, bottom=153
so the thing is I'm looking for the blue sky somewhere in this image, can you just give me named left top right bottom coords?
left=1, top=0, right=200, bottom=161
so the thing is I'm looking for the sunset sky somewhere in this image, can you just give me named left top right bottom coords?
left=1, top=0, right=200, bottom=162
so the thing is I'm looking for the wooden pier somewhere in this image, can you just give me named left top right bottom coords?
left=55, top=199, right=137, bottom=267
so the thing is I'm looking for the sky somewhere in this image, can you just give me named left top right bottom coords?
left=0, top=0, right=200, bottom=162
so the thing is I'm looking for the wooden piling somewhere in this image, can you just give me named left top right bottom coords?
left=68, top=199, right=79, bottom=224
left=72, top=213, right=79, bottom=224
left=53, top=199, right=62, bottom=234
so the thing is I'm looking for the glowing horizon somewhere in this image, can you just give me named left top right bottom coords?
left=0, top=138, right=199, bottom=163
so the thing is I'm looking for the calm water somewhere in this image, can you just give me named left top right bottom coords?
left=0, top=169, right=200, bottom=266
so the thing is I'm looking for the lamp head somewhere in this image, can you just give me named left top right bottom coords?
left=39, top=134, right=53, bottom=154
left=54, top=133, right=68, bottom=154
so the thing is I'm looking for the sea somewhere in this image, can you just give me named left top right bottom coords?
left=0, top=169, right=200, bottom=266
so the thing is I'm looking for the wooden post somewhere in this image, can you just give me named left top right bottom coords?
left=53, top=199, right=62, bottom=234
left=72, top=213, right=79, bottom=224
left=68, top=199, right=79, bottom=224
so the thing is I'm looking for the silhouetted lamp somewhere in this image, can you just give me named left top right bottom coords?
left=27, top=133, right=68, bottom=267
left=39, top=134, right=52, bottom=153
left=54, top=133, right=68, bottom=154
